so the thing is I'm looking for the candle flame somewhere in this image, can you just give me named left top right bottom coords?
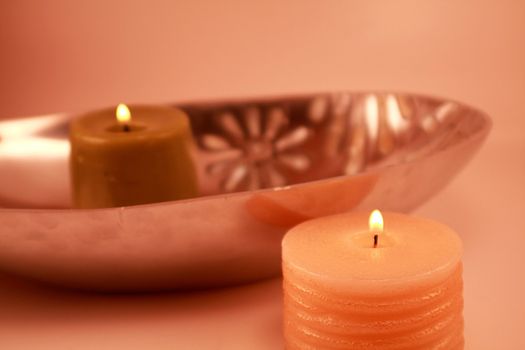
left=116, top=103, right=131, bottom=124
left=369, top=209, right=383, bottom=233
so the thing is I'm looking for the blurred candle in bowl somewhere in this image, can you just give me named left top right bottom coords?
left=70, top=104, right=197, bottom=208
left=282, top=210, right=464, bottom=349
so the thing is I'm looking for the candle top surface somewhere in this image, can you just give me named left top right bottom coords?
left=282, top=211, right=462, bottom=291
left=70, top=105, right=190, bottom=144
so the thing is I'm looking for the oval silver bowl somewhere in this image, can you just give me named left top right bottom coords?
left=0, top=92, right=491, bottom=291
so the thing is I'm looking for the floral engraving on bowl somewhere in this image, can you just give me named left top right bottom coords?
left=199, top=106, right=312, bottom=192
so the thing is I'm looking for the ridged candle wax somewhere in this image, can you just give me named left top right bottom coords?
left=282, top=212, right=463, bottom=350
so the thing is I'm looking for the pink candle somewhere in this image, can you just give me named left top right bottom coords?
left=282, top=211, right=463, bottom=349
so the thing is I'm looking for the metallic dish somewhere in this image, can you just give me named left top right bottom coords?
left=0, top=92, right=491, bottom=291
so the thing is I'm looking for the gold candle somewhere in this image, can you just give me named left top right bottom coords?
left=70, top=104, right=197, bottom=208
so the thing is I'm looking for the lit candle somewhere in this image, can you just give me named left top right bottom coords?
left=282, top=211, right=464, bottom=349
left=70, top=104, right=198, bottom=208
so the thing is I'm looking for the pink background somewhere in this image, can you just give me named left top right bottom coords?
left=0, top=1, right=524, bottom=349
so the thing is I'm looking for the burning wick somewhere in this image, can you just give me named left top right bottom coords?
left=369, top=209, right=384, bottom=248
left=116, top=103, right=131, bottom=132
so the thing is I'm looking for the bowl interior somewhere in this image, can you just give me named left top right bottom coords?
left=0, top=92, right=490, bottom=209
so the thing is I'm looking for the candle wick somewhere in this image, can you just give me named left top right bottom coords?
left=373, top=234, right=378, bottom=248
left=122, top=124, right=130, bottom=132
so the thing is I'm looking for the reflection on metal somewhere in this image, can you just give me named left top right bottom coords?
left=185, top=92, right=488, bottom=195
left=198, top=106, right=311, bottom=191
left=0, top=138, right=69, bottom=158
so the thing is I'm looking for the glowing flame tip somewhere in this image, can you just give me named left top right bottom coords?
left=369, top=209, right=384, bottom=233
left=116, top=103, right=131, bottom=124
